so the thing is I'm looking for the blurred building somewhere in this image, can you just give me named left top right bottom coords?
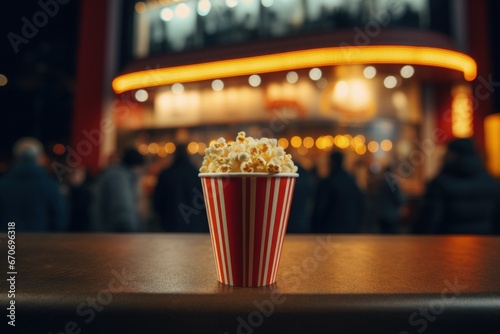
left=72, top=0, right=495, bottom=195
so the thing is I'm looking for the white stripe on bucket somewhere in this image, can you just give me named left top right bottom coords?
left=218, top=178, right=233, bottom=286
left=258, top=178, right=271, bottom=286
left=211, top=178, right=228, bottom=284
left=262, top=178, right=281, bottom=285
left=202, top=178, right=221, bottom=281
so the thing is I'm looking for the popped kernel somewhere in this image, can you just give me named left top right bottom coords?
left=241, top=161, right=254, bottom=173
left=237, top=152, right=251, bottom=162
left=267, top=163, right=282, bottom=174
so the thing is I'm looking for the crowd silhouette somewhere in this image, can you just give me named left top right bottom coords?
left=1, top=137, right=499, bottom=234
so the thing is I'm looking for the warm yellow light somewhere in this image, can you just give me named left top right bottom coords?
left=332, top=80, right=372, bottom=112
left=148, top=143, right=159, bottom=154
left=352, top=135, right=365, bottom=147
left=198, top=142, right=207, bottom=155
left=0, top=74, right=7, bottom=87
left=135, top=2, right=147, bottom=14
left=297, top=146, right=308, bottom=156
left=334, top=81, right=348, bottom=99
left=485, top=113, right=500, bottom=178
left=324, top=135, right=334, bottom=147
left=335, top=135, right=350, bottom=149
left=316, top=136, right=326, bottom=150
left=187, top=142, right=199, bottom=155
left=291, top=136, right=302, bottom=148
left=451, top=85, right=473, bottom=138
left=303, top=136, right=314, bottom=148
left=138, top=144, right=149, bottom=155
left=165, top=142, right=176, bottom=154
left=158, top=147, right=168, bottom=158
left=112, top=46, right=477, bottom=93
left=355, top=145, right=367, bottom=155
left=367, top=141, right=379, bottom=153
left=278, top=138, right=289, bottom=149
left=381, top=139, right=393, bottom=151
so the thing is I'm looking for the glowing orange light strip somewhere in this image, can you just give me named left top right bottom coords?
left=112, top=45, right=477, bottom=93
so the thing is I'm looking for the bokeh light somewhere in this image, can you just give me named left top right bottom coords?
left=316, top=136, right=326, bottom=150
left=187, top=142, right=199, bottom=155
left=248, top=74, right=261, bottom=87
left=367, top=141, right=379, bottom=153
left=0, top=74, right=8, bottom=87
left=334, top=135, right=350, bottom=149
left=297, top=146, right=308, bottom=156
left=138, top=144, right=148, bottom=155
left=363, top=66, right=377, bottom=79
left=171, top=83, right=184, bottom=94
left=197, top=0, right=211, bottom=16
left=400, top=65, right=415, bottom=78
left=175, top=3, right=190, bottom=18
left=290, top=136, right=302, bottom=148
left=381, top=139, right=393, bottom=151
left=303, top=136, right=314, bottom=148
left=135, top=89, right=148, bottom=102
left=383, top=76, right=397, bottom=89
left=286, top=71, right=299, bottom=84
left=165, top=142, right=176, bottom=154
left=355, top=145, right=367, bottom=155
left=53, top=144, right=65, bottom=155
left=278, top=138, right=289, bottom=149
left=157, top=147, right=168, bottom=158
left=226, top=0, right=238, bottom=8
left=308, top=68, right=322, bottom=81
left=212, top=79, right=224, bottom=91
left=148, top=143, right=159, bottom=154
left=198, top=142, right=207, bottom=155
left=261, top=0, right=274, bottom=7
left=135, top=2, right=147, bottom=14
left=160, top=7, right=174, bottom=21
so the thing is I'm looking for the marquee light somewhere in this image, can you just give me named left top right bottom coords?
left=112, top=46, right=477, bottom=93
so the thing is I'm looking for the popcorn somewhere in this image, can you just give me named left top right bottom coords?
left=200, top=132, right=299, bottom=174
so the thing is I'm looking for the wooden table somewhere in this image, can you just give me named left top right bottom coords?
left=2, top=234, right=500, bottom=333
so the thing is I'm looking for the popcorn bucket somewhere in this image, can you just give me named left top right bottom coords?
left=199, top=173, right=298, bottom=287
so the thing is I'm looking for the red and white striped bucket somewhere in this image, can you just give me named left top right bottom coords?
left=199, top=173, right=298, bottom=287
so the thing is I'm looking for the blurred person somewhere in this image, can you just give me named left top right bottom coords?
left=414, top=138, right=500, bottom=234
left=287, top=162, right=315, bottom=233
left=91, top=148, right=145, bottom=232
left=0, top=138, right=67, bottom=231
left=66, top=167, right=92, bottom=232
left=153, top=144, right=208, bottom=232
left=375, top=166, right=404, bottom=234
left=312, top=151, right=364, bottom=233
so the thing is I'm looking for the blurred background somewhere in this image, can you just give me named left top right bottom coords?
left=0, top=0, right=499, bottom=233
